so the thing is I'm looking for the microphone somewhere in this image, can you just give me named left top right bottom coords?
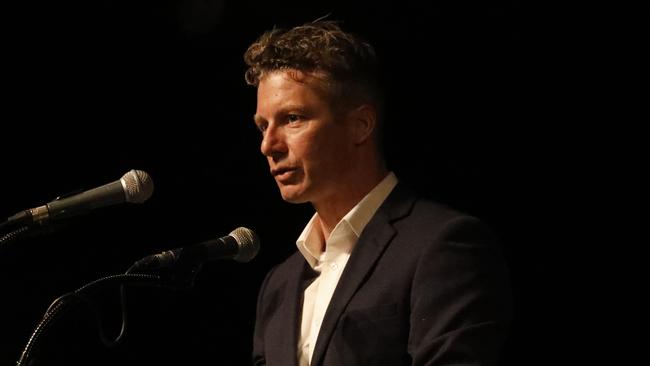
left=5, top=169, right=154, bottom=227
left=132, top=227, right=260, bottom=271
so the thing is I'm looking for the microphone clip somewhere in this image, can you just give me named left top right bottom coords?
left=128, top=255, right=203, bottom=290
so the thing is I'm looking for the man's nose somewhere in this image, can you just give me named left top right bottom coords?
left=260, top=124, right=287, bottom=159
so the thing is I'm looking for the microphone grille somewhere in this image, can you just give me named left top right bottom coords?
left=121, top=169, right=154, bottom=203
left=230, top=227, right=260, bottom=263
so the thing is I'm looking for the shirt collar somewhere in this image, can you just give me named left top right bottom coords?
left=296, top=172, right=398, bottom=269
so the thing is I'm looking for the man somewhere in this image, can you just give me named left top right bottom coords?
left=244, top=21, right=512, bottom=366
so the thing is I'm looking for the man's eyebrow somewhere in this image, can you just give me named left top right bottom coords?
left=280, top=104, right=308, bottom=113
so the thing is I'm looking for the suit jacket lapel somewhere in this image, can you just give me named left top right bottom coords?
left=309, top=184, right=416, bottom=366
left=271, top=256, right=315, bottom=366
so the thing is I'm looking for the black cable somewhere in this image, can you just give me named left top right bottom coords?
left=72, top=262, right=195, bottom=349
left=105, top=264, right=145, bottom=345
left=72, top=272, right=161, bottom=347
left=89, top=268, right=139, bottom=348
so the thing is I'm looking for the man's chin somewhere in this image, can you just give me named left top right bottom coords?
left=278, top=188, right=308, bottom=204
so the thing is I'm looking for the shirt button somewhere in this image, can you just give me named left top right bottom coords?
left=329, top=262, right=338, bottom=270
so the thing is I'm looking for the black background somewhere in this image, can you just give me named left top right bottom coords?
left=0, top=0, right=608, bottom=365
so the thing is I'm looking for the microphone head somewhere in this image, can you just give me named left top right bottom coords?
left=121, top=169, right=154, bottom=203
left=230, top=227, right=260, bottom=263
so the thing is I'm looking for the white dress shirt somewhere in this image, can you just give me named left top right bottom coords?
left=296, top=172, right=398, bottom=366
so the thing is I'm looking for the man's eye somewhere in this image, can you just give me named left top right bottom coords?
left=257, top=124, right=267, bottom=133
left=287, top=114, right=301, bottom=123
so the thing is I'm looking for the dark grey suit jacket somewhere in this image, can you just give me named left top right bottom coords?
left=253, top=184, right=512, bottom=366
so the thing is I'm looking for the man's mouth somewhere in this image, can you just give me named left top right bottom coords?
left=272, top=167, right=297, bottom=181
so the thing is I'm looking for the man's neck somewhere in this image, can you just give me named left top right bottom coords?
left=313, top=168, right=388, bottom=239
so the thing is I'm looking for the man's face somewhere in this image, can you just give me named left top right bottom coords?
left=254, top=70, right=355, bottom=204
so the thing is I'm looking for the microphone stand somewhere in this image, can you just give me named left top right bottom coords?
left=1, top=220, right=69, bottom=253
left=16, top=262, right=202, bottom=366
left=0, top=225, right=30, bottom=251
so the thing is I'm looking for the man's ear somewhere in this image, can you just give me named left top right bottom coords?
left=348, top=104, right=377, bottom=145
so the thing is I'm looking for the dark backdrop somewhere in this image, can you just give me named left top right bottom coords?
left=1, top=1, right=584, bottom=365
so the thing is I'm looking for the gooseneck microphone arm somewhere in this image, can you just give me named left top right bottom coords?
left=0, top=226, right=29, bottom=252
left=16, top=271, right=164, bottom=366
left=16, top=227, right=260, bottom=366
left=17, top=262, right=203, bottom=366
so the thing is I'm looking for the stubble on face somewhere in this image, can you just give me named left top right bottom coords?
left=256, top=70, right=356, bottom=207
